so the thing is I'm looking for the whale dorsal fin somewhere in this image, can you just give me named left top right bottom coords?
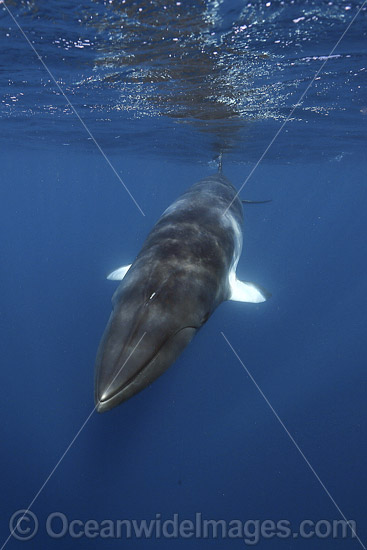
left=229, top=275, right=270, bottom=303
left=107, top=264, right=132, bottom=281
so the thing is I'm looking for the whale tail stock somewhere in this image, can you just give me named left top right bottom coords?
left=216, top=152, right=271, bottom=204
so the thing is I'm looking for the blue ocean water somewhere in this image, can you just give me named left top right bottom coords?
left=1, top=0, right=366, bottom=548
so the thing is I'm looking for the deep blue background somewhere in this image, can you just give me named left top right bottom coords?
left=1, top=150, right=366, bottom=548
left=1, top=0, right=367, bottom=548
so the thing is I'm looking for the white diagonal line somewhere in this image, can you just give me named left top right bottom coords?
left=0, top=407, right=95, bottom=550
left=1, top=0, right=145, bottom=217
left=224, top=0, right=367, bottom=214
left=96, top=332, right=147, bottom=407
left=0, top=332, right=146, bottom=550
left=221, top=332, right=365, bottom=549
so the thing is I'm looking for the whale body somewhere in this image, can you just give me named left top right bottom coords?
left=94, top=174, right=269, bottom=412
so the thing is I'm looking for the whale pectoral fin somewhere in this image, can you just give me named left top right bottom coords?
left=230, top=278, right=270, bottom=303
left=107, top=264, right=132, bottom=281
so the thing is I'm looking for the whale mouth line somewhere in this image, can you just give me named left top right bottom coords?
left=98, top=355, right=154, bottom=405
left=97, top=347, right=158, bottom=410
left=95, top=325, right=200, bottom=412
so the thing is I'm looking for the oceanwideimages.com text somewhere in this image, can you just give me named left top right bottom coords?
left=9, top=510, right=358, bottom=545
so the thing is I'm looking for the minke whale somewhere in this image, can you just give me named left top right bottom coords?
left=94, top=173, right=270, bottom=412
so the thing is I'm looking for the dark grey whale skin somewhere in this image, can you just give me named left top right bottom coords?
left=94, top=174, right=243, bottom=412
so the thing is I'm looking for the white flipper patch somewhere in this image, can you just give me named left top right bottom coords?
left=229, top=274, right=269, bottom=303
left=107, top=264, right=132, bottom=281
